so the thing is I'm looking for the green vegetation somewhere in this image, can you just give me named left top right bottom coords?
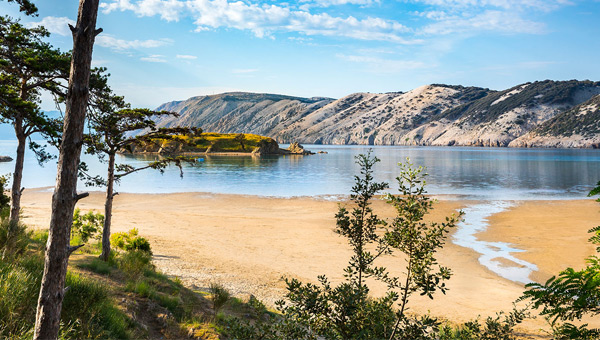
left=271, top=155, right=464, bottom=340
left=111, top=228, right=152, bottom=253
left=130, top=132, right=276, bottom=154
left=71, top=208, right=103, bottom=243
left=535, top=95, right=600, bottom=137
left=209, top=282, right=232, bottom=318
left=0, top=229, right=133, bottom=339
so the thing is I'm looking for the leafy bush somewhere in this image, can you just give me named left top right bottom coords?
left=71, top=208, right=103, bottom=243
left=439, top=306, right=529, bottom=340
left=111, top=228, right=152, bottom=253
left=274, top=153, right=463, bottom=340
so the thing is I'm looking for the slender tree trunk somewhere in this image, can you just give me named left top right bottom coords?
left=33, top=1, right=100, bottom=339
left=9, top=132, right=26, bottom=223
left=101, top=152, right=115, bottom=261
left=2, top=127, right=26, bottom=260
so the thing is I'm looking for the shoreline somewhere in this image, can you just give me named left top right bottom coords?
left=19, top=189, right=600, bottom=335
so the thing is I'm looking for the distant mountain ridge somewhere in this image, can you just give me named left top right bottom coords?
left=154, top=80, right=600, bottom=148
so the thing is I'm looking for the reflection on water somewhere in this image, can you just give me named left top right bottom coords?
left=0, top=141, right=598, bottom=199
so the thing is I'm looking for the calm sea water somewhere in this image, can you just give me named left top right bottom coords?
left=2, top=140, right=598, bottom=282
left=0, top=140, right=599, bottom=199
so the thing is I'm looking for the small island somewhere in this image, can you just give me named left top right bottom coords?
left=120, top=132, right=314, bottom=156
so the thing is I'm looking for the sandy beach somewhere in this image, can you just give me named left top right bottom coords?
left=20, top=188, right=600, bottom=336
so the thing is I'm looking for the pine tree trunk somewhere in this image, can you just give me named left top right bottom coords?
left=100, top=152, right=115, bottom=261
left=33, top=1, right=100, bottom=339
left=9, top=133, right=26, bottom=223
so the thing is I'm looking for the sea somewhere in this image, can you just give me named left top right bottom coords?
left=1, top=140, right=599, bottom=283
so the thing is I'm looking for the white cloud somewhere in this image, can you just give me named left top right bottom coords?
left=27, top=16, right=76, bottom=36
left=338, top=54, right=429, bottom=73
left=101, top=0, right=187, bottom=21
left=301, top=0, right=380, bottom=8
left=140, top=54, right=168, bottom=62
left=176, top=54, right=198, bottom=59
left=101, top=0, right=417, bottom=43
left=96, top=35, right=173, bottom=50
left=410, top=0, right=571, bottom=11
left=420, top=10, right=546, bottom=35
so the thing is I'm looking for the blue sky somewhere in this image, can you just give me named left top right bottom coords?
left=2, top=0, right=600, bottom=110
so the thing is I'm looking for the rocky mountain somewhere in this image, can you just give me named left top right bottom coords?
left=155, top=92, right=334, bottom=137
left=510, top=94, right=600, bottom=148
left=153, top=80, right=600, bottom=148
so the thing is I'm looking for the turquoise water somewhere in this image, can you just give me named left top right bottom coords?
left=0, top=141, right=598, bottom=199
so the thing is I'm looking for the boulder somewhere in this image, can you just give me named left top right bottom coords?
left=251, top=139, right=280, bottom=155
left=285, top=142, right=314, bottom=155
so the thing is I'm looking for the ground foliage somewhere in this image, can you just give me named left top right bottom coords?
left=0, top=231, right=133, bottom=339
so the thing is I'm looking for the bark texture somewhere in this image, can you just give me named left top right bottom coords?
left=101, top=152, right=115, bottom=261
left=33, top=1, right=100, bottom=339
left=9, top=133, right=25, bottom=222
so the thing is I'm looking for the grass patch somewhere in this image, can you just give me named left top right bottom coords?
left=1, top=252, right=133, bottom=339
left=77, top=257, right=113, bottom=275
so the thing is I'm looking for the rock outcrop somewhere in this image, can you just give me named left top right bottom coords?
left=284, top=142, right=314, bottom=155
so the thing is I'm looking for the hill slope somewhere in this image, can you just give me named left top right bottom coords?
left=510, top=94, right=600, bottom=148
left=155, top=92, right=334, bottom=137
left=153, top=80, right=600, bottom=148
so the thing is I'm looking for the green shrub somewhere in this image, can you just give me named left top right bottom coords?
left=117, top=249, right=154, bottom=279
left=209, top=282, right=231, bottom=318
left=0, top=219, right=32, bottom=260
left=0, top=175, right=10, bottom=218
left=439, top=306, right=529, bottom=340
left=111, top=228, right=152, bottom=253
left=71, top=208, right=103, bottom=243
left=132, top=280, right=153, bottom=298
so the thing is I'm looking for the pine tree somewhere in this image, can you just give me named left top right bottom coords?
left=33, top=0, right=102, bottom=338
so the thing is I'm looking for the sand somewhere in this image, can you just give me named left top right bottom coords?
left=20, top=189, right=600, bottom=336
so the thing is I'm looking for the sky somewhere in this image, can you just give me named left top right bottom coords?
left=2, top=0, right=600, bottom=110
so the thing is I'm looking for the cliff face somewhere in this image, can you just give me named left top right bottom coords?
left=153, top=80, right=600, bottom=148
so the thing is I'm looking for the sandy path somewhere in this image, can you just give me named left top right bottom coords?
left=20, top=189, right=600, bottom=335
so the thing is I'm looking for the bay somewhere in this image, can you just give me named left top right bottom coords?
left=0, top=141, right=598, bottom=199
left=2, top=140, right=599, bottom=282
